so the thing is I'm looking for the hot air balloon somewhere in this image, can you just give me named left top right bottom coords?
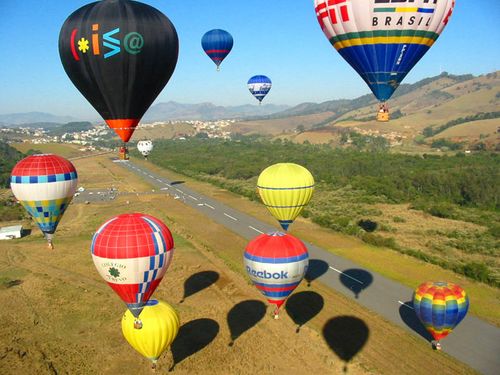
left=91, top=213, right=174, bottom=327
left=413, top=281, right=469, bottom=350
left=122, top=299, right=180, bottom=368
left=59, top=0, right=179, bottom=158
left=313, top=0, right=456, bottom=121
left=248, top=75, right=272, bottom=104
left=244, top=232, right=309, bottom=318
left=257, top=163, right=315, bottom=231
left=137, top=140, right=153, bottom=160
left=202, top=29, right=233, bottom=71
left=10, top=154, right=78, bottom=249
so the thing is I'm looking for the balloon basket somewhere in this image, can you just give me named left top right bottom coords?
left=134, top=318, right=143, bottom=329
left=119, top=146, right=129, bottom=160
left=376, top=111, right=390, bottom=122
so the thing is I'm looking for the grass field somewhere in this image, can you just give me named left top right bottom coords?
left=132, top=157, right=500, bottom=327
left=11, top=143, right=86, bottom=159
left=0, top=154, right=478, bottom=374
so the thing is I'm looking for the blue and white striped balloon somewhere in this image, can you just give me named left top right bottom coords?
left=247, top=75, right=272, bottom=104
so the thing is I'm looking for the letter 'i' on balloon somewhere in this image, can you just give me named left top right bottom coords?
left=244, top=232, right=309, bottom=319
left=10, top=154, right=78, bottom=249
left=257, top=163, right=315, bottom=231
left=412, top=281, right=469, bottom=349
left=122, top=300, right=180, bottom=369
left=313, top=0, right=456, bottom=106
left=59, top=0, right=179, bottom=148
left=202, top=29, right=233, bottom=71
left=248, top=75, right=272, bottom=104
left=91, top=213, right=174, bottom=328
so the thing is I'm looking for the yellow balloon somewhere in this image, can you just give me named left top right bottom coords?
left=121, top=300, right=180, bottom=366
left=257, top=163, right=315, bottom=230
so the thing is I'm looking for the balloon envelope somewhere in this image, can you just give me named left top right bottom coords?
left=137, top=140, right=153, bottom=157
left=10, top=154, right=78, bottom=242
left=413, top=281, right=469, bottom=341
left=248, top=75, right=272, bottom=103
left=201, top=29, right=233, bottom=69
left=59, top=0, right=179, bottom=142
left=314, top=0, right=456, bottom=101
left=244, top=232, right=309, bottom=312
left=257, top=163, right=314, bottom=230
left=91, top=213, right=174, bottom=317
left=122, top=299, right=180, bottom=364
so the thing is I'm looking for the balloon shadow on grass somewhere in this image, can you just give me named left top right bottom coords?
left=285, top=291, right=324, bottom=333
left=339, top=269, right=373, bottom=299
left=170, top=180, right=185, bottom=186
left=304, top=259, right=329, bottom=287
left=399, top=301, right=433, bottom=342
left=227, top=300, right=266, bottom=347
left=169, top=318, right=219, bottom=371
left=180, top=271, right=219, bottom=303
left=323, top=316, right=369, bottom=373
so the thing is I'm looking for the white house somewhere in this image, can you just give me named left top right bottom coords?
left=0, top=225, right=23, bottom=240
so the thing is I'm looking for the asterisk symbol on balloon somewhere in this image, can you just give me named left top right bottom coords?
left=78, top=38, right=90, bottom=53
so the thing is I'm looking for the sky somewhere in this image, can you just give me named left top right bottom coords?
left=0, top=0, right=499, bottom=119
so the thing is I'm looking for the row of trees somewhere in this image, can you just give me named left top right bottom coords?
left=147, top=138, right=499, bottom=210
left=0, top=141, right=23, bottom=188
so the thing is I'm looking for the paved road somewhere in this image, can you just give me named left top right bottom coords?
left=116, top=159, right=500, bottom=375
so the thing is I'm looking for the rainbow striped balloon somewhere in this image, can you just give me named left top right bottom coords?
left=413, top=281, right=469, bottom=341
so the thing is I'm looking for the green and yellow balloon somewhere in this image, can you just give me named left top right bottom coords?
left=257, top=163, right=315, bottom=230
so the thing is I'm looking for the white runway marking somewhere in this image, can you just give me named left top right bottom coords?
left=249, top=226, right=264, bottom=234
left=189, top=195, right=198, bottom=201
left=156, top=178, right=162, bottom=182
left=205, top=204, right=215, bottom=210
left=398, top=301, right=414, bottom=310
left=224, top=213, right=237, bottom=221
left=175, top=188, right=183, bottom=193
left=329, top=266, right=364, bottom=284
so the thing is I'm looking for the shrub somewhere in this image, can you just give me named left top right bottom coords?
left=358, top=219, right=378, bottom=232
left=392, top=216, right=406, bottom=223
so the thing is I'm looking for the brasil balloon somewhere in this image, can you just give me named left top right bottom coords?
left=413, top=281, right=469, bottom=347
left=59, top=0, right=179, bottom=147
left=257, top=163, right=315, bottom=231
left=91, top=213, right=174, bottom=325
left=202, top=29, right=233, bottom=71
left=313, top=0, right=456, bottom=103
left=10, top=154, right=78, bottom=249
left=137, top=140, right=153, bottom=159
left=122, top=299, right=180, bottom=368
left=248, top=75, right=272, bottom=104
left=244, top=232, right=309, bottom=318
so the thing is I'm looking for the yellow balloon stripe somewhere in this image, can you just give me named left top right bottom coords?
left=334, top=36, right=435, bottom=51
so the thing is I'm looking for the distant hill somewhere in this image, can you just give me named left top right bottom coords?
left=142, top=101, right=289, bottom=122
left=231, top=71, right=500, bottom=148
left=48, top=121, right=94, bottom=136
left=0, top=112, right=76, bottom=126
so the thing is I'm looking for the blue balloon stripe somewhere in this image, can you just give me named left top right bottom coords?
left=244, top=252, right=308, bottom=263
left=11, top=171, right=78, bottom=184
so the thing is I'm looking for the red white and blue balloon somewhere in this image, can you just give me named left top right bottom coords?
left=91, top=213, right=174, bottom=318
left=244, top=232, right=309, bottom=316
left=10, top=154, right=78, bottom=247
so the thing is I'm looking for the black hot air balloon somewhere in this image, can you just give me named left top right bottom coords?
left=59, top=0, right=178, bottom=157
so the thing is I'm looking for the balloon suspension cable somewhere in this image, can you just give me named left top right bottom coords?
left=133, top=318, right=143, bottom=329
left=273, top=306, right=280, bottom=320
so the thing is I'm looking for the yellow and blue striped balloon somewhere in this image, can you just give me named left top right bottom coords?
left=257, top=163, right=314, bottom=231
